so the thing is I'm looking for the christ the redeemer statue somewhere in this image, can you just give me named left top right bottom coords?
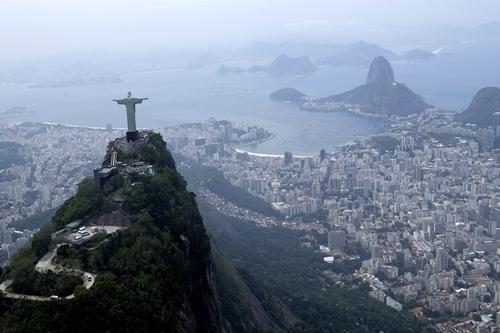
left=113, top=92, right=148, bottom=142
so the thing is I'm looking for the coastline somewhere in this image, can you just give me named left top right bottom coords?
left=1, top=120, right=132, bottom=132
left=2, top=119, right=382, bottom=158
left=121, top=67, right=185, bottom=77
left=230, top=133, right=317, bottom=158
left=232, top=147, right=313, bottom=159
left=300, top=104, right=392, bottom=123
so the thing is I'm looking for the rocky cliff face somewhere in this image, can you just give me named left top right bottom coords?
left=456, top=87, right=500, bottom=128
left=366, top=56, right=395, bottom=84
left=182, top=260, right=222, bottom=333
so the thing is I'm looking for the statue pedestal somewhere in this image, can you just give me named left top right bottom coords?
left=126, top=130, right=139, bottom=142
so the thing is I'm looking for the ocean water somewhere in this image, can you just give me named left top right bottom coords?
left=0, top=66, right=379, bottom=155
left=0, top=57, right=497, bottom=155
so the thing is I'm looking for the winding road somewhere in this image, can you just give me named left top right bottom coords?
left=0, top=245, right=96, bottom=302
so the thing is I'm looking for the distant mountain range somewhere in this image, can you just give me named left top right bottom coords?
left=314, top=41, right=398, bottom=67
left=216, top=41, right=436, bottom=77
left=215, top=65, right=245, bottom=76
left=216, top=54, right=317, bottom=77
left=249, top=54, right=317, bottom=76
left=271, top=56, right=431, bottom=117
left=456, top=87, right=500, bottom=128
left=245, top=41, right=435, bottom=66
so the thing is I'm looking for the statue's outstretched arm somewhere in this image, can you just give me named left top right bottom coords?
left=136, top=97, right=148, bottom=104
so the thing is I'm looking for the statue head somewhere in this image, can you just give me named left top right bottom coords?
left=127, top=91, right=132, bottom=98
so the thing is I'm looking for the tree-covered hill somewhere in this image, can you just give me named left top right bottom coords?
left=198, top=198, right=428, bottom=333
left=0, top=132, right=221, bottom=333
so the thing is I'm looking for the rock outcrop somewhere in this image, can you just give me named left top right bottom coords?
left=456, top=87, right=500, bottom=128
left=366, top=56, right=395, bottom=84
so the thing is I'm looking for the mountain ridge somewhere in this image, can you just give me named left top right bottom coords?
left=216, top=54, right=317, bottom=77
left=245, top=40, right=434, bottom=65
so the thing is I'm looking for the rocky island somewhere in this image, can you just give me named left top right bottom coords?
left=269, top=87, right=310, bottom=105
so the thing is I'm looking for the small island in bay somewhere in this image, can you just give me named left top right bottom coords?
left=269, top=87, right=310, bottom=105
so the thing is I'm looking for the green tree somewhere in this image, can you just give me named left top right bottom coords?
left=31, top=223, right=54, bottom=258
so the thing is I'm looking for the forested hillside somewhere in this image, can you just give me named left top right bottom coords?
left=0, top=133, right=221, bottom=333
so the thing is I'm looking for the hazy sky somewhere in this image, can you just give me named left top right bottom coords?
left=2, top=0, right=500, bottom=61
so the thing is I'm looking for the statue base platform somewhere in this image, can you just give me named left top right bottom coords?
left=126, top=130, right=139, bottom=142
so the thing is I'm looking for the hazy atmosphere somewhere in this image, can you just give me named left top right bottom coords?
left=2, top=0, right=500, bottom=140
left=3, top=0, right=500, bottom=60
left=1, top=2, right=500, bottom=332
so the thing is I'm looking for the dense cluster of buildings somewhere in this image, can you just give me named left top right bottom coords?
left=163, top=110, right=500, bottom=331
left=0, top=123, right=120, bottom=219
left=0, top=223, right=33, bottom=264
left=0, top=105, right=499, bottom=330
left=0, top=122, right=121, bottom=264
left=163, top=118, right=271, bottom=156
